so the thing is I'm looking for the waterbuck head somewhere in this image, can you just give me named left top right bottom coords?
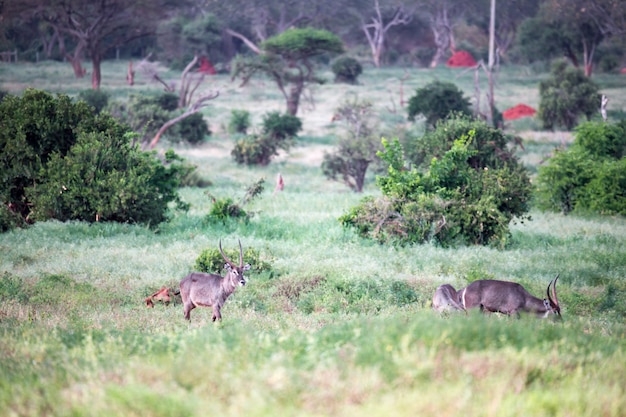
left=543, top=274, right=561, bottom=318
left=219, top=238, right=250, bottom=288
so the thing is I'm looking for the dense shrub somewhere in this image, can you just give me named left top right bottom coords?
left=536, top=120, right=626, bottom=215
left=195, top=245, right=272, bottom=275
left=228, top=109, right=251, bottom=134
left=27, top=139, right=192, bottom=225
left=0, top=88, right=192, bottom=229
left=77, top=89, right=109, bottom=114
left=340, top=117, right=532, bottom=247
left=538, top=60, right=601, bottom=130
left=407, top=81, right=471, bottom=129
left=232, top=112, right=302, bottom=165
left=331, top=56, right=363, bottom=84
left=0, top=89, right=114, bottom=223
left=174, top=112, right=210, bottom=145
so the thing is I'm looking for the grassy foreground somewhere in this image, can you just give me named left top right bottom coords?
left=1, top=60, right=626, bottom=416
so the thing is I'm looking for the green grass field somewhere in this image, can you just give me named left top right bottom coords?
left=1, top=59, right=625, bottom=416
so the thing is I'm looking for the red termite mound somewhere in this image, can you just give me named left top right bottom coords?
left=503, top=104, right=537, bottom=120
left=446, top=51, right=477, bottom=68
left=198, top=56, right=216, bottom=75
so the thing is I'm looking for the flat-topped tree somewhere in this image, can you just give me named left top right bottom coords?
left=232, top=28, right=344, bottom=116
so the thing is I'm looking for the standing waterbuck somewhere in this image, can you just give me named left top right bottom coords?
left=179, top=239, right=251, bottom=322
left=432, top=284, right=466, bottom=313
left=458, top=274, right=561, bottom=318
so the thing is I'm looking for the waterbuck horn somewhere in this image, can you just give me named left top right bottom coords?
left=548, top=274, right=560, bottom=307
left=238, top=239, right=243, bottom=267
left=218, top=239, right=244, bottom=268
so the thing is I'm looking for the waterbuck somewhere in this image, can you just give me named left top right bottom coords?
left=458, top=274, right=561, bottom=318
left=432, top=284, right=466, bottom=313
left=179, top=239, right=251, bottom=322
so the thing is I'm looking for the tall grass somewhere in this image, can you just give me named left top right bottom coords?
left=1, top=60, right=625, bottom=416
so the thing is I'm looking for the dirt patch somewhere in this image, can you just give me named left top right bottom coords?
left=446, top=51, right=477, bottom=68
left=503, top=104, right=537, bottom=120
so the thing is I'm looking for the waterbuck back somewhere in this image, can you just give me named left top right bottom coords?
left=432, top=284, right=465, bottom=313
left=458, top=275, right=560, bottom=318
left=179, top=239, right=250, bottom=322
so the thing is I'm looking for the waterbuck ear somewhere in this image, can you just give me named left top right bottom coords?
left=224, top=263, right=232, bottom=271
left=243, top=264, right=251, bottom=271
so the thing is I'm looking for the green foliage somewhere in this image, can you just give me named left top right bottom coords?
left=536, top=120, right=626, bottom=215
left=194, top=245, right=272, bottom=275
left=231, top=112, right=302, bottom=166
left=340, top=117, right=532, bottom=247
left=322, top=96, right=382, bottom=192
left=261, top=27, right=344, bottom=61
left=77, top=89, right=110, bottom=114
left=205, top=178, right=265, bottom=224
left=233, top=28, right=343, bottom=115
left=407, top=81, right=471, bottom=129
left=27, top=133, right=191, bottom=225
left=175, top=112, right=210, bottom=145
left=331, top=56, right=363, bottom=84
left=0, top=89, right=123, bottom=226
left=538, top=60, right=601, bottom=130
left=0, top=272, right=28, bottom=303
left=228, top=109, right=251, bottom=134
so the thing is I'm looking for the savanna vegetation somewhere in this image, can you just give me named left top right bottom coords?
left=1, top=0, right=626, bottom=413
left=0, top=58, right=625, bottom=417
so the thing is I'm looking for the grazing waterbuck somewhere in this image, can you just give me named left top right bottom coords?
left=432, top=284, right=465, bottom=313
left=458, top=274, right=561, bottom=318
left=179, top=239, right=251, bottom=322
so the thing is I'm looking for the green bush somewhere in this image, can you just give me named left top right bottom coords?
left=538, top=60, right=601, bottom=130
left=173, top=112, right=210, bottom=145
left=205, top=178, right=265, bottom=224
left=331, top=56, right=363, bottom=84
left=407, top=81, right=471, bottom=129
left=340, top=117, right=532, bottom=247
left=194, top=246, right=272, bottom=275
left=77, top=89, right=109, bottom=114
left=536, top=120, right=626, bottom=215
left=232, top=112, right=302, bottom=165
left=0, top=89, right=123, bottom=226
left=27, top=132, right=191, bottom=225
left=228, top=109, right=251, bottom=134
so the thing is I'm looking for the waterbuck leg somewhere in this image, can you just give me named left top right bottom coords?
left=212, top=306, right=222, bottom=322
left=184, top=302, right=195, bottom=321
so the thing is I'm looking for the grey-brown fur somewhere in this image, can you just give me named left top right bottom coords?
left=457, top=274, right=560, bottom=318
left=432, top=284, right=465, bottom=313
left=179, top=239, right=250, bottom=322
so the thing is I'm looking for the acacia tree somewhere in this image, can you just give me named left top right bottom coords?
left=12, top=0, right=182, bottom=89
left=232, top=28, right=344, bottom=115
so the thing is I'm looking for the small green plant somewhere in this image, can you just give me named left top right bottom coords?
left=205, top=178, right=265, bottom=224
left=538, top=60, right=601, bottom=130
left=174, top=112, right=210, bottom=145
left=407, top=81, right=471, bottom=129
left=228, top=109, right=251, bottom=134
left=331, top=56, right=363, bottom=84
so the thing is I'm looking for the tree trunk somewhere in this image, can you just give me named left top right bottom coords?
left=287, top=83, right=303, bottom=116
left=91, top=54, right=102, bottom=89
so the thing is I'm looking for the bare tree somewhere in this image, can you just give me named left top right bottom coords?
left=415, top=0, right=468, bottom=68
left=355, top=0, right=414, bottom=67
